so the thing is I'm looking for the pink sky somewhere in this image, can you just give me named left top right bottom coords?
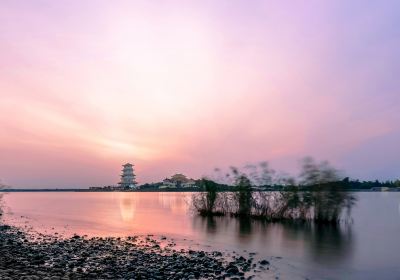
left=1, top=1, right=399, bottom=188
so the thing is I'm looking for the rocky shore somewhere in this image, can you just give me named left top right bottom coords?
left=0, top=224, right=271, bottom=279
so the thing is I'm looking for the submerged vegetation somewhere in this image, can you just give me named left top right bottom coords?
left=192, top=157, right=357, bottom=224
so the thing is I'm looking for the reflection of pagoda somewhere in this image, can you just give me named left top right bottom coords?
left=118, top=163, right=138, bottom=189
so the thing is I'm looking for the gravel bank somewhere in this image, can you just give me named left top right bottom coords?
left=0, top=224, right=271, bottom=279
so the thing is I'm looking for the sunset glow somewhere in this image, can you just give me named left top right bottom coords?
left=1, top=1, right=399, bottom=187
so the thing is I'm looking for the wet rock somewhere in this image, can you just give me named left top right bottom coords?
left=226, top=264, right=240, bottom=275
left=0, top=224, right=264, bottom=280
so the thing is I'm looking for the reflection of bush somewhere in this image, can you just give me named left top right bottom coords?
left=0, top=194, right=3, bottom=217
left=193, top=215, right=353, bottom=264
left=0, top=181, right=6, bottom=218
left=192, top=157, right=357, bottom=224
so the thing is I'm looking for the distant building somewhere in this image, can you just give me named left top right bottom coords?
left=160, top=173, right=197, bottom=189
left=119, top=163, right=138, bottom=189
left=371, top=187, right=399, bottom=192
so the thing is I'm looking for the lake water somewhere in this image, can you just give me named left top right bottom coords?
left=2, top=192, right=400, bottom=280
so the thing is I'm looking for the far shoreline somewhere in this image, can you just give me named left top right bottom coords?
left=1, top=189, right=399, bottom=192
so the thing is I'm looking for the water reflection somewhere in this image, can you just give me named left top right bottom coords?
left=398, top=201, right=400, bottom=218
left=193, top=216, right=353, bottom=264
left=118, top=193, right=136, bottom=222
left=203, top=216, right=217, bottom=234
left=238, top=217, right=252, bottom=236
left=283, top=222, right=353, bottom=264
left=158, top=192, right=189, bottom=214
left=310, top=223, right=351, bottom=264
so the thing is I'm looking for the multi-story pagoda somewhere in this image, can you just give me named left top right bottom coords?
left=118, top=163, right=138, bottom=189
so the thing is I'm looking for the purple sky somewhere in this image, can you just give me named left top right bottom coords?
left=0, top=0, right=399, bottom=188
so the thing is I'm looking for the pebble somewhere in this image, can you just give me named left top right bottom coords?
left=0, top=224, right=267, bottom=279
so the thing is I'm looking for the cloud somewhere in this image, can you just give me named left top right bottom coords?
left=1, top=1, right=399, bottom=187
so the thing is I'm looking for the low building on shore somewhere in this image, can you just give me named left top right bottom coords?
left=160, top=174, right=197, bottom=189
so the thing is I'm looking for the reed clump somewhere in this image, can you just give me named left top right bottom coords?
left=192, top=157, right=356, bottom=224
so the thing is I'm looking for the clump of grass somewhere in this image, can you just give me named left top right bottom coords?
left=232, top=168, right=253, bottom=217
left=192, top=179, right=225, bottom=216
left=192, top=157, right=357, bottom=225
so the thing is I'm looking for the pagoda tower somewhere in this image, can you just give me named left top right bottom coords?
left=119, top=163, right=138, bottom=189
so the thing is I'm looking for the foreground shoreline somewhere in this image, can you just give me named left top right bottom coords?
left=0, top=224, right=269, bottom=280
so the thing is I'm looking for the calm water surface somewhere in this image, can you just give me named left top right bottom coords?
left=2, top=192, right=400, bottom=280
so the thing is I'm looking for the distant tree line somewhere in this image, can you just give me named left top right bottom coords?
left=335, top=177, right=400, bottom=190
left=138, top=160, right=400, bottom=192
